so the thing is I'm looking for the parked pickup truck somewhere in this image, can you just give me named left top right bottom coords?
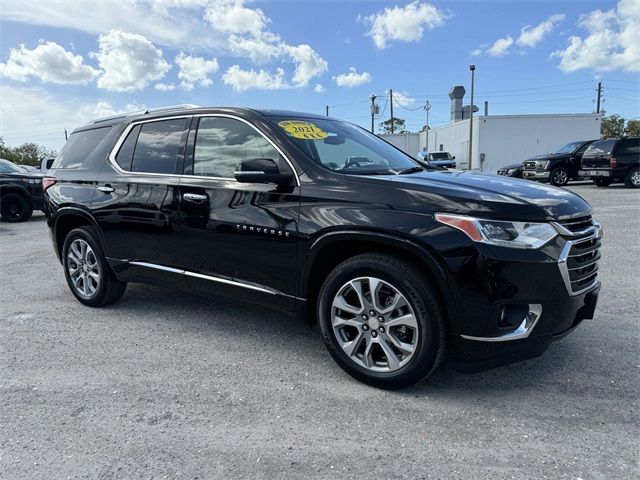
left=579, top=137, right=640, bottom=188
left=522, top=140, right=597, bottom=186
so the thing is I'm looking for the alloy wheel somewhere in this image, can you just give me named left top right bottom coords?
left=67, top=239, right=101, bottom=297
left=331, top=277, right=419, bottom=372
left=553, top=170, right=568, bottom=185
left=632, top=171, right=640, bottom=186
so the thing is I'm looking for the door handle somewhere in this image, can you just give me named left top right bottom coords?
left=97, top=185, right=115, bottom=193
left=183, top=192, right=208, bottom=203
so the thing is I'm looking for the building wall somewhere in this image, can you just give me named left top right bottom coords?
left=424, top=119, right=479, bottom=169
left=379, top=132, right=421, bottom=157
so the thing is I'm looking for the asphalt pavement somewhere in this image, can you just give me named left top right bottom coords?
left=1, top=183, right=638, bottom=479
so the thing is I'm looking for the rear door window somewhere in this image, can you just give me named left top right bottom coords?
left=616, top=138, right=640, bottom=156
left=583, top=139, right=616, bottom=157
left=130, top=118, right=189, bottom=174
left=115, top=125, right=141, bottom=171
left=53, top=127, right=111, bottom=169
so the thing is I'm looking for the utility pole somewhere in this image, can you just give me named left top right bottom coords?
left=468, top=65, right=476, bottom=170
left=369, top=94, right=378, bottom=133
left=424, top=100, right=431, bottom=151
left=325, top=105, right=329, bottom=116
left=389, top=89, right=394, bottom=134
left=596, top=81, right=602, bottom=114
left=64, top=129, right=68, bottom=141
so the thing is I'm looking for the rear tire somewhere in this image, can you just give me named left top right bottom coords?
left=624, top=168, right=640, bottom=189
left=593, top=177, right=612, bottom=187
left=1, top=193, right=33, bottom=222
left=317, top=253, right=446, bottom=389
left=549, top=167, right=569, bottom=186
left=62, top=226, right=126, bottom=307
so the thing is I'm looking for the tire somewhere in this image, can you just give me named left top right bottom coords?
left=62, top=226, right=127, bottom=307
left=317, top=253, right=446, bottom=389
left=1, top=193, right=33, bottom=222
left=624, top=168, right=640, bottom=189
left=593, top=177, right=612, bottom=187
left=549, top=167, right=569, bottom=186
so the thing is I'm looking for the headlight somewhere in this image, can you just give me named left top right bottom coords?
left=435, top=213, right=558, bottom=249
left=537, top=160, right=550, bottom=171
left=507, top=168, right=516, bottom=175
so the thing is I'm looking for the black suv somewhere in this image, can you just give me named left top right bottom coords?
left=522, top=140, right=597, bottom=186
left=43, top=106, right=602, bottom=389
left=579, top=137, right=640, bottom=188
left=0, top=158, right=45, bottom=222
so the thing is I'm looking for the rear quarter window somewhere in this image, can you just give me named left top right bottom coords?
left=52, top=126, right=111, bottom=169
left=617, top=138, right=640, bottom=156
left=583, top=139, right=616, bottom=157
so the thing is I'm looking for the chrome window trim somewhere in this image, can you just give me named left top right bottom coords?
left=460, top=304, right=543, bottom=342
left=557, top=222, right=602, bottom=296
left=107, top=113, right=300, bottom=187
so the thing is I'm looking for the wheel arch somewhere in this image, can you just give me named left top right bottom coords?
left=0, top=185, right=32, bottom=206
left=300, top=230, right=457, bottom=327
left=53, top=207, right=103, bottom=261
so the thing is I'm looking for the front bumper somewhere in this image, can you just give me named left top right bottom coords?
left=522, top=170, right=550, bottom=180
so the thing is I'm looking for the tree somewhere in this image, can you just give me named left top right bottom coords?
left=601, top=114, right=626, bottom=138
left=625, top=119, right=640, bottom=137
left=419, top=125, right=430, bottom=133
left=379, top=117, right=407, bottom=134
left=0, top=137, right=57, bottom=167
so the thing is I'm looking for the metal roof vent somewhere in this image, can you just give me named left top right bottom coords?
left=449, top=86, right=466, bottom=122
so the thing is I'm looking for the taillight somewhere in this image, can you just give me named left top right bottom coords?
left=42, top=177, right=57, bottom=191
left=610, top=157, right=617, bottom=168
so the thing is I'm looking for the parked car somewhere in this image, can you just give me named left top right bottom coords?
left=0, top=158, right=45, bottom=222
left=579, top=137, right=640, bottom=188
left=522, top=140, right=597, bottom=186
left=497, top=162, right=524, bottom=178
left=425, top=152, right=456, bottom=169
left=19, top=164, right=38, bottom=171
left=43, top=106, right=601, bottom=389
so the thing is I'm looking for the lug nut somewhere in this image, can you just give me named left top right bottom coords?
left=361, top=314, right=368, bottom=320
left=369, top=310, right=375, bottom=316
left=371, top=331, right=378, bottom=338
left=362, top=325, right=369, bottom=331
left=379, top=326, right=385, bottom=333
left=378, top=316, right=384, bottom=322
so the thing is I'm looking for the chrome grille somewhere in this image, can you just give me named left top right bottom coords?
left=557, top=219, right=601, bottom=295
left=524, top=161, right=537, bottom=170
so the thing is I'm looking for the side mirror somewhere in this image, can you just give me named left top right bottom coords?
left=452, top=156, right=456, bottom=159
left=234, top=158, right=293, bottom=185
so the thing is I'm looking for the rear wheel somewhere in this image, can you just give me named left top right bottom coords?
left=1, top=193, right=33, bottom=222
left=549, top=167, right=569, bottom=186
left=593, top=177, right=612, bottom=187
left=317, top=253, right=445, bottom=389
left=62, top=227, right=127, bottom=307
left=624, top=168, right=640, bottom=189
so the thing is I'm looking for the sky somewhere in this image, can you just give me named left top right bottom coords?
left=0, top=0, right=638, bottom=151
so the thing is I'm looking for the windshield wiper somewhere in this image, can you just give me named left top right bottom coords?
left=398, top=166, right=424, bottom=175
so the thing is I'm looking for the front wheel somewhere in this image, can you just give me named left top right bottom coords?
left=593, top=177, right=612, bottom=187
left=624, top=168, right=640, bottom=189
left=317, top=253, right=446, bottom=389
left=549, top=167, right=569, bottom=186
left=62, top=227, right=127, bottom=307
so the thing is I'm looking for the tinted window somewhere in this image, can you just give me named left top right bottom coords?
left=584, top=139, right=617, bottom=157
left=193, top=117, right=281, bottom=178
left=131, top=119, right=188, bottom=174
left=0, top=159, right=26, bottom=173
left=617, top=138, right=640, bottom=155
left=115, top=124, right=141, bottom=171
left=53, top=127, right=111, bottom=169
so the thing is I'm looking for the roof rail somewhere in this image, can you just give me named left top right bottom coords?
left=91, top=104, right=202, bottom=124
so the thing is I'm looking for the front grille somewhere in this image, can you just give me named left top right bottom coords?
left=497, top=169, right=507, bottom=175
left=557, top=218, right=601, bottom=295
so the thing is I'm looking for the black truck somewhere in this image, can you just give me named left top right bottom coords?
left=522, top=140, right=597, bottom=186
left=43, top=106, right=601, bottom=389
left=0, top=158, right=45, bottom=222
left=579, top=137, right=640, bottom=188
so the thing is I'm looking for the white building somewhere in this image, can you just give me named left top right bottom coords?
left=381, top=85, right=602, bottom=174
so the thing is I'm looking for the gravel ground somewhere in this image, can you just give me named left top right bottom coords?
left=1, top=183, right=638, bottom=479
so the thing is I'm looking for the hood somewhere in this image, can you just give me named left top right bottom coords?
left=499, top=162, right=523, bottom=170
left=526, top=152, right=569, bottom=162
left=356, top=170, right=592, bottom=221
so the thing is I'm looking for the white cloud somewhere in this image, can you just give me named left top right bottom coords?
left=204, top=0, right=268, bottom=36
left=470, top=48, right=483, bottom=57
left=91, top=30, right=171, bottom=92
left=362, top=1, right=446, bottom=49
left=222, top=65, right=288, bottom=92
left=333, top=67, right=372, bottom=88
left=285, top=44, right=328, bottom=87
left=552, top=0, right=639, bottom=72
left=155, top=82, right=176, bottom=91
left=0, top=41, right=98, bottom=84
left=486, top=36, right=514, bottom=57
left=390, top=91, right=415, bottom=106
left=313, top=83, right=325, bottom=93
left=228, top=33, right=282, bottom=64
left=517, top=13, right=566, bottom=47
left=175, top=52, right=219, bottom=90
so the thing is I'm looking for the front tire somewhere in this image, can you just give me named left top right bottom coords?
left=549, top=167, right=569, bottom=186
left=593, top=177, right=612, bottom=187
left=624, top=168, right=640, bottom=189
left=317, top=253, right=446, bottom=389
left=62, top=226, right=126, bottom=307
left=1, top=193, right=33, bottom=222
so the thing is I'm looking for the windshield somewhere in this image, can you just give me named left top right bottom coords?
left=269, top=117, right=418, bottom=175
left=0, top=159, right=27, bottom=173
left=429, top=152, right=453, bottom=160
left=553, top=141, right=584, bottom=154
